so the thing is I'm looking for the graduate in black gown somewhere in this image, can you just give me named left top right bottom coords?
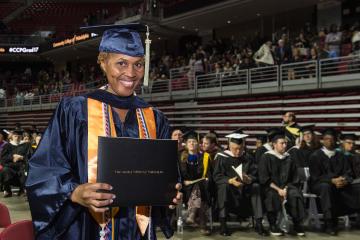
left=25, top=23, right=182, bottom=240
left=179, top=130, right=211, bottom=235
left=337, top=134, right=360, bottom=180
left=259, top=129, right=305, bottom=236
left=337, top=133, right=360, bottom=226
left=309, top=128, right=360, bottom=235
left=0, top=129, right=8, bottom=191
left=251, top=135, right=266, bottom=157
left=287, top=124, right=321, bottom=181
left=213, top=129, right=267, bottom=236
left=0, top=129, right=33, bottom=197
left=255, top=128, right=277, bottom=164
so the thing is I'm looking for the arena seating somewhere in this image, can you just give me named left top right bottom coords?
left=8, top=1, right=123, bottom=35
left=0, top=2, right=22, bottom=19
left=0, top=89, right=359, bottom=149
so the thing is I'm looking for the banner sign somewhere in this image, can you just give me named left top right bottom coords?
left=52, top=32, right=98, bottom=49
left=0, top=46, right=40, bottom=54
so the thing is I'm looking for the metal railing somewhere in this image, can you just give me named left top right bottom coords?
left=1, top=55, right=360, bottom=110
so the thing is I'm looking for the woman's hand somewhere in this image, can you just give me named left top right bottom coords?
left=70, top=183, right=115, bottom=213
left=169, top=183, right=183, bottom=209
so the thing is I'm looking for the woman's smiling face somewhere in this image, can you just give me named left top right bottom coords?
left=100, top=53, right=144, bottom=96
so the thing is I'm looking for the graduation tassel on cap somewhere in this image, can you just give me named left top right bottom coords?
left=143, top=25, right=151, bottom=87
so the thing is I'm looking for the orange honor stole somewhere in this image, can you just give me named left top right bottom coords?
left=87, top=97, right=156, bottom=238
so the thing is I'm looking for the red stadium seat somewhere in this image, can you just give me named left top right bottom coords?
left=0, top=203, right=11, bottom=228
left=0, top=220, right=34, bottom=240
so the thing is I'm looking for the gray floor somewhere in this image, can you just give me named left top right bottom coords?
left=1, top=193, right=360, bottom=239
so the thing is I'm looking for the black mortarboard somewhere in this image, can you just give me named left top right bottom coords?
left=255, top=134, right=267, bottom=144
left=0, top=129, right=8, bottom=138
left=13, top=128, right=24, bottom=135
left=81, top=23, right=151, bottom=86
left=340, top=134, right=357, bottom=141
left=226, top=128, right=249, bottom=145
left=321, top=128, right=338, bottom=138
left=183, top=130, right=200, bottom=142
left=299, top=124, right=315, bottom=133
left=209, top=130, right=219, bottom=139
left=267, top=128, right=286, bottom=142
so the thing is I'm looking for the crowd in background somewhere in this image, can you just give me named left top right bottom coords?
left=1, top=22, right=360, bottom=102
left=149, top=22, right=360, bottom=82
left=0, top=63, right=106, bottom=104
left=169, top=112, right=360, bottom=236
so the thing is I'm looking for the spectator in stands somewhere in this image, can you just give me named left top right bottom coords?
left=282, top=111, right=300, bottom=150
left=214, top=129, right=267, bottom=236
left=352, top=25, right=360, bottom=55
left=309, top=128, right=360, bottom=235
left=259, top=129, right=305, bottom=236
left=275, top=39, right=292, bottom=64
left=15, top=90, right=24, bottom=105
left=305, top=47, right=319, bottom=78
left=180, top=130, right=211, bottom=235
left=0, top=87, right=5, bottom=107
left=253, top=40, right=275, bottom=67
left=239, top=57, right=255, bottom=69
left=0, top=129, right=33, bottom=197
left=326, top=24, right=342, bottom=58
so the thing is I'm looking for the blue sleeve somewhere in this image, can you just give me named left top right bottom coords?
left=25, top=97, right=86, bottom=237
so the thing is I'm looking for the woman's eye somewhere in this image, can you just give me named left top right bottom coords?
left=118, top=61, right=127, bottom=66
left=135, top=62, right=144, bottom=68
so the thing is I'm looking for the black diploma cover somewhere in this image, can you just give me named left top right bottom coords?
left=97, top=136, right=179, bottom=207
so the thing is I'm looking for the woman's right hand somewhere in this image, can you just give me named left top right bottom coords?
left=70, top=183, right=115, bottom=213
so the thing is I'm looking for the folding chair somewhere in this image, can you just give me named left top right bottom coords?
left=0, top=202, right=11, bottom=228
left=0, top=220, right=34, bottom=240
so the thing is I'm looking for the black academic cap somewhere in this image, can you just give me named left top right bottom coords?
left=183, top=130, right=200, bottom=141
left=268, top=128, right=286, bottom=142
left=255, top=134, right=267, bottom=144
left=340, top=133, right=358, bottom=141
left=209, top=130, right=219, bottom=138
left=321, top=128, right=338, bottom=138
left=0, top=129, right=8, bottom=138
left=299, top=124, right=315, bottom=133
left=13, top=128, right=24, bottom=135
left=226, top=128, right=249, bottom=145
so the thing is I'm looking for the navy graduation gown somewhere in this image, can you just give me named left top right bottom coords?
left=25, top=90, right=174, bottom=240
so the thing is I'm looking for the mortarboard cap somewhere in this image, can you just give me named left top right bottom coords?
left=226, top=128, right=249, bottom=145
left=0, top=129, right=9, bottom=138
left=183, top=130, right=200, bottom=142
left=267, top=128, right=286, bottom=142
left=81, top=23, right=151, bottom=86
left=299, top=124, right=315, bottom=133
left=340, top=133, right=357, bottom=141
left=321, top=128, right=338, bottom=138
left=81, top=23, right=146, bottom=56
left=255, top=134, right=267, bottom=144
left=13, top=128, right=24, bottom=135
left=209, top=130, right=219, bottom=139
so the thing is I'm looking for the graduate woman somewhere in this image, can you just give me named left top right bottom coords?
left=26, top=24, right=182, bottom=240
